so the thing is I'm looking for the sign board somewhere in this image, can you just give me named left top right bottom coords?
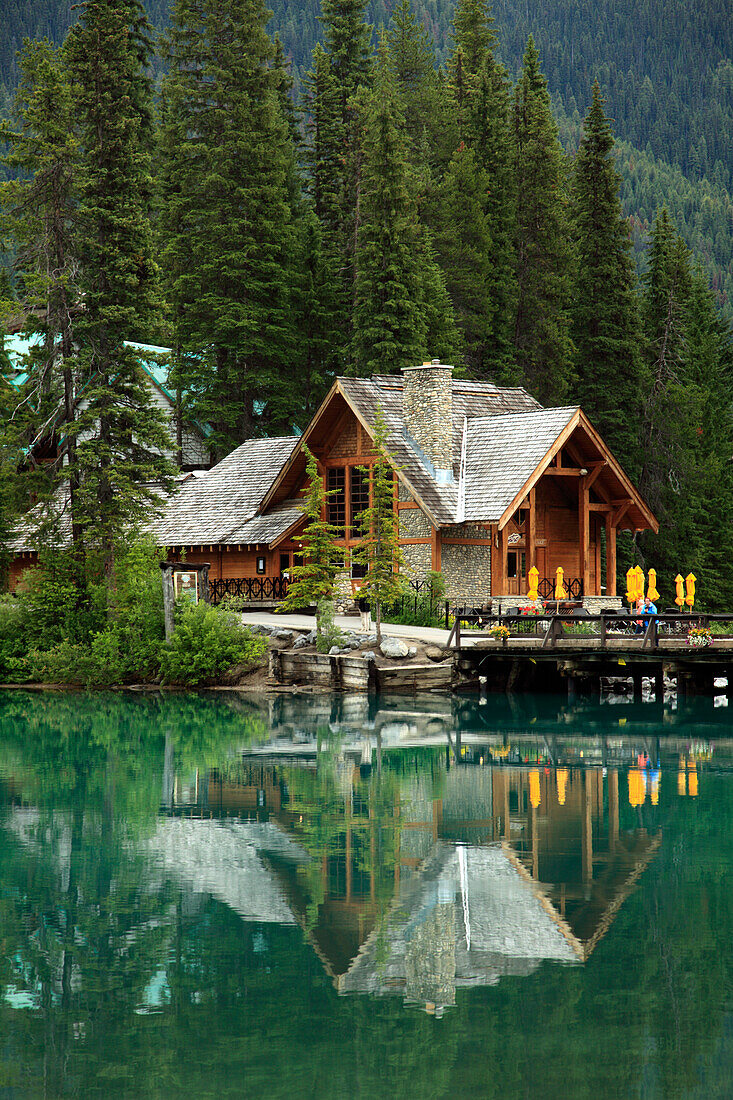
left=173, top=570, right=199, bottom=603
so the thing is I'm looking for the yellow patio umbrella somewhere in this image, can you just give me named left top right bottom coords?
left=647, top=569, right=660, bottom=602
left=685, top=572, right=697, bottom=609
left=634, top=565, right=646, bottom=602
left=626, top=566, right=637, bottom=606
left=675, top=573, right=685, bottom=608
left=529, top=768, right=541, bottom=808
left=555, top=566, right=567, bottom=600
left=527, top=565, right=539, bottom=601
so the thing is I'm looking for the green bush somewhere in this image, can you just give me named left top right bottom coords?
left=315, top=596, right=347, bottom=652
left=159, top=601, right=266, bottom=686
left=384, top=571, right=447, bottom=629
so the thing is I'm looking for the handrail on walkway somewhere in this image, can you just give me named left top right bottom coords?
left=447, top=609, right=733, bottom=650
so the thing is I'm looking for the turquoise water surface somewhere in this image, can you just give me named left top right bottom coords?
left=0, top=689, right=731, bottom=1099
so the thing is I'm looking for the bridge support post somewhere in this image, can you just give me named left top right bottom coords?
left=654, top=669, right=664, bottom=703
left=633, top=672, right=643, bottom=704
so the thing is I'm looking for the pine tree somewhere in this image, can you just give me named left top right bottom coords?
left=278, top=446, right=343, bottom=641
left=160, top=0, right=298, bottom=445
left=465, top=51, right=518, bottom=380
left=570, top=82, right=645, bottom=471
left=637, top=212, right=733, bottom=610
left=431, top=142, right=493, bottom=375
left=320, top=0, right=372, bottom=118
left=351, top=52, right=425, bottom=375
left=352, top=404, right=407, bottom=644
left=386, top=0, right=444, bottom=160
left=447, top=0, right=496, bottom=118
left=513, top=36, right=574, bottom=405
left=0, top=40, right=80, bottom=541
left=65, top=0, right=175, bottom=564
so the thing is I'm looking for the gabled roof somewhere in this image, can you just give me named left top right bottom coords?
left=262, top=375, right=542, bottom=528
left=462, top=408, right=579, bottom=522
left=154, top=436, right=299, bottom=546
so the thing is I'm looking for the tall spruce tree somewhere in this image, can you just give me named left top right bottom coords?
left=432, top=142, right=493, bottom=375
left=0, top=40, right=81, bottom=541
left=160, top=0, right=298, bottom=445
left=466, top=50, right=518, bottom=380
left=513, top=36, right=573, bottom=405
left=637, top=211, right=733, bottom=609
left=350, top=51, right=425, bottom=375
left=320, top=0, right=372, bottom=117
left=570, top=82, right=644, bottom=471
left=65, top=0, right=174, bottom=565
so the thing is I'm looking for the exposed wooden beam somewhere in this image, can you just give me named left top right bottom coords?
left=605, top=514, right=617, bottom=597
left=584, top=461, right=607, bottom=490
left=527, top=486, right=536, bottom=572
left=612, top=500, right=632, bottom=526
left=579, top=479, right=590, bottom=594
left=498, top=410, right=582, bottom=529
left=545, top=467, right=585, bottom=476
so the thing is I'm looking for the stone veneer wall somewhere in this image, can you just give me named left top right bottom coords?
left=402, top=364, right=453, bottom=474
left=398, top=489, right=434, bottom=584
left=440, top=524, right=491, bottom=604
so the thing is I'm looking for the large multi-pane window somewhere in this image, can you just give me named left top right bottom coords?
left=326, top=467, right=345, bottom=533
left=349, top=467, right=370, bottom=535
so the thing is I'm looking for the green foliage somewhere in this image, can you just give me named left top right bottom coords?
left=513, top=36, right=573, bottom=404
left=385, top=570, right=446, bottom=627
left=315, top=595, right=348, bottom=652
left=278, top=446, right=343, bottom=637
left=159, top=0, right=300, bottom=445
left=569, top=83, right=645, bottom=473
left=159, top=600, right=266, bottom=686
left=352, top=404, right=408, bottom=642
left=351, top=50, right=426, bottom=375
left=0, top=540, right=167, bottom=684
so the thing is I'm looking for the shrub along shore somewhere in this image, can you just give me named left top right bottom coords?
left=0, top=542, right=266, bottom=689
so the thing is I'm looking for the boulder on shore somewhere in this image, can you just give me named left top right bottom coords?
left=380, top=637, right=410, bottom=659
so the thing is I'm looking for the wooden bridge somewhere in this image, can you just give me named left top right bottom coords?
left=448, top=611, right=733, bottom=699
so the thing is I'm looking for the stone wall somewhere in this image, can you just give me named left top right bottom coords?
left=440, top=524, right=491, bottom=605
left=402, top=364, right=453, bottom=475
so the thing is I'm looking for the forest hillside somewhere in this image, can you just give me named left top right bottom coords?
left=0, top=0, right=730, bottom=319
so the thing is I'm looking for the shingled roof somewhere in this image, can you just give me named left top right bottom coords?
left=282, top=375, right=543, bottom=528
left=461, top=408, right=579, bottom=523
left=154, top=436, right=299, bottom=545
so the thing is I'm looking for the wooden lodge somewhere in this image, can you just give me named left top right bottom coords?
left=8, top=361, right=657, bottom=606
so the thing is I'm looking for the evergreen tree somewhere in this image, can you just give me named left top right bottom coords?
left=65, top=0, right=174, bottom=565
left=513, top=36, right=574, bottom=405
left=465, top=51, right=518, bottom=380
left=637, top=212, right=733, bottom=610
left=570, top=82, right=645, bottom=471
left=386, top=0, right=444, bottom=160
left=159, top=0, right=299, bottom=445
left=320, top=0, right=372, bottom=117
left=432, top=142, right=493, bottom=375
left=0, top=39, right=80, bottom=540
left=352, top=404, right=407, bottom=644
left=351, top=52, right=425, bottom=375
left=447, top=0, right=496, bottom=118
left=278, top=446, right=343, bottom=641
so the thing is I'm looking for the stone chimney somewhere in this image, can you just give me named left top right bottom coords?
left=402, top=360, right=454, bottom=485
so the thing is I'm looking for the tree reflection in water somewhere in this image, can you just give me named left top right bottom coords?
left=0, top=689, right=731, bottom=1099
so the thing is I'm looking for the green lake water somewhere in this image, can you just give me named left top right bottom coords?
left=0, top=688, right=732, bottom=1099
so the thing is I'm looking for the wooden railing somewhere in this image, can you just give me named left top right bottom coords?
left=446, top=610, right=733, bottom=650
left=209, top=576, right=289, bottom=604
left=537, top=577, right=584, bottom=599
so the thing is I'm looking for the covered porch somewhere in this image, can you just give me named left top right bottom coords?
left=489, top=412, right=657, bottom=603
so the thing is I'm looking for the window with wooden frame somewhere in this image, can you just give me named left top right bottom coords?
left=256, top=556, right=266, bottom=574
left=349, top=466, right=370, bottom=535
left=326, top=467, right=346, bottom=534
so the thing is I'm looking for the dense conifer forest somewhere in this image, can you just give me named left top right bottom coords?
left=1, top=0, right=731, bottom=318
left=1, top=0, right=732, bottom=611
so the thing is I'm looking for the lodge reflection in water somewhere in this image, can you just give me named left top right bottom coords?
left=159, top=718, right=680, bottom=1013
